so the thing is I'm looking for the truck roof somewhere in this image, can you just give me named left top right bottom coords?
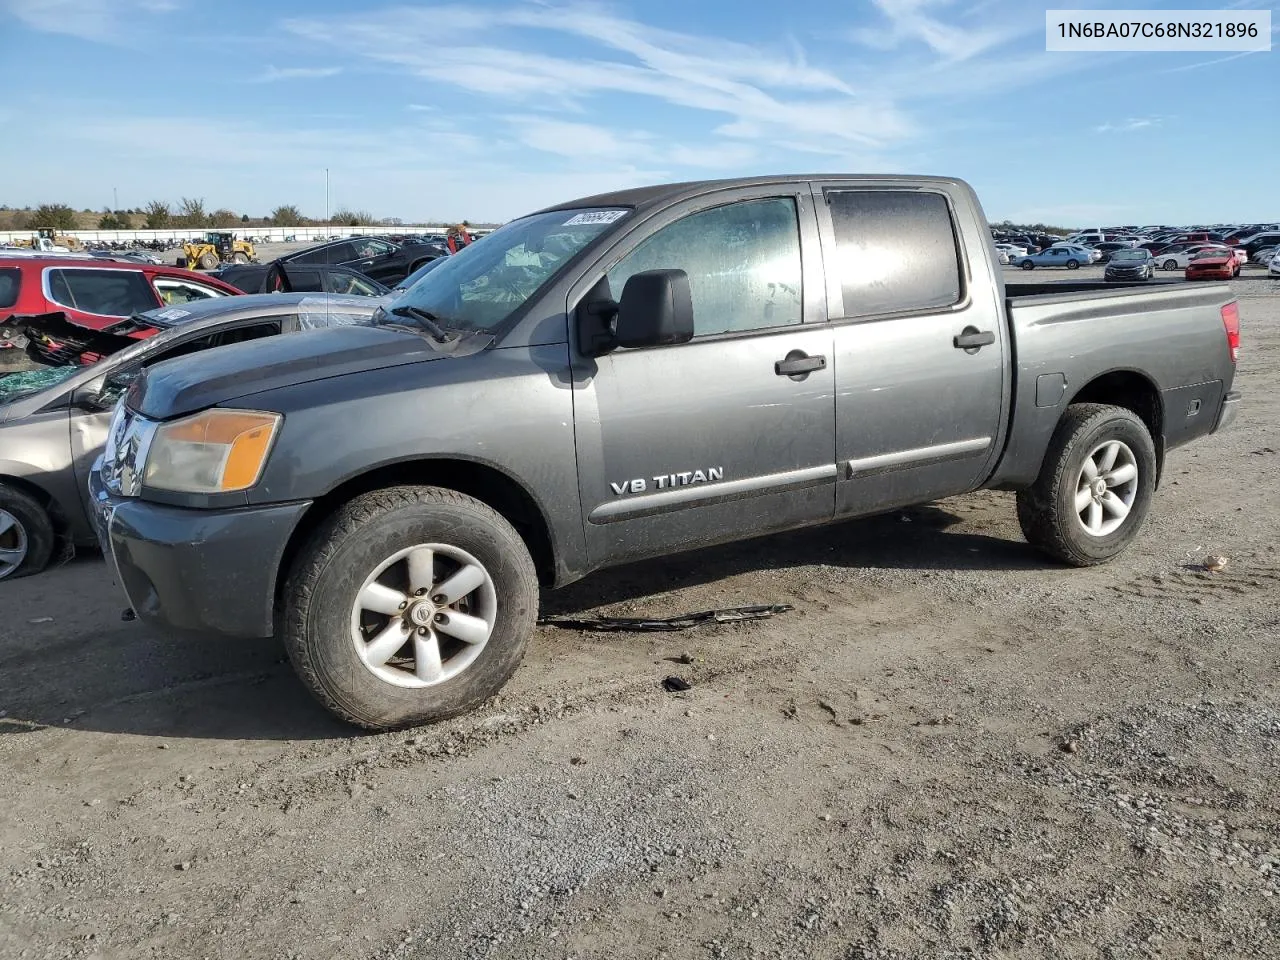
left=535, top=174, right=963, bottom=215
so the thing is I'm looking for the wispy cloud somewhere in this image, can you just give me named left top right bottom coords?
left=1159, top=49, right=1266, bottom=73
left=503, top=116, right=760, bottom=169
left=283, top=2, right=913, bottom=159
left=848, top=0, right=1020, bottom=62
left=251, top=65, right=343, bottom=83
left=0, top=0, right=180, bottom=42
left=1094, top=116, right=1166, bottom=134
left=28, top=108, right=667, bottom=221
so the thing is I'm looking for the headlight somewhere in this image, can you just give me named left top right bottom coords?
left=142, top=409, right=282, bottom=494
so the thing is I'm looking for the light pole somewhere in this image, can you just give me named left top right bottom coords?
left=325, top=168, right=330, bottom=223
left=113, top=186, right=118, bottom=211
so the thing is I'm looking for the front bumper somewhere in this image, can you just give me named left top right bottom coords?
left=90, top=465, right=311, bottom=638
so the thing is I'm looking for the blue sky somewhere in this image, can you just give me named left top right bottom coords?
left=0, top=0, right=1275, bottom=226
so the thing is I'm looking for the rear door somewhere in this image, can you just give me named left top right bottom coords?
left=814, top=182, right=1008, bottom=518
left=567, top=186, right=836, bottom=567
left=349, top=239, right=404, bottom=283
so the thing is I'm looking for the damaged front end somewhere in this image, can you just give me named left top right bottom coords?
left=10, top=311, right=160, bottom=367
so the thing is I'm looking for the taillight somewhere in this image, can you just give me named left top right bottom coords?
left=1221, top=301, right=1240, bottom=363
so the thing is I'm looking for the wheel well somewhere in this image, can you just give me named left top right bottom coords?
left=1067, top=370, right=1165, bottom=474
left=0, top=473, right=68, bottom=536
left=274, top=459, right=557, bottom=606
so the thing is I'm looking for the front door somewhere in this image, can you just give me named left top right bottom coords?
left=569, top=188, right=836, bottom=568
left=813, top=184, right=1008, bottom=517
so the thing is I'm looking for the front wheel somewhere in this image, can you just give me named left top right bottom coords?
left=1016, top=403, right=1156, bottom=566
left=0, top=484, right=55, bottom=581
left=198, top=252, right=218, bottom=270
left=281, top=486, right=539, bottom=730
left=1020, top=260, right=1035, bottom=270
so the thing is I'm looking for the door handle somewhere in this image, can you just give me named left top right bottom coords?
left=954, top=327, right=996, bottom=352
left=775, top=351, right=826, bottom=378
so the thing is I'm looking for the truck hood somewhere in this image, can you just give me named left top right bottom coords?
left=131, top=324, right=491, bottom=420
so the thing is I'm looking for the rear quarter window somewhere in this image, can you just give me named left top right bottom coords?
left=825, top=190, right=963, bottom=318
left=46, top=268, right=159, bottom=317
left=0, top=267, right=20, bottom=309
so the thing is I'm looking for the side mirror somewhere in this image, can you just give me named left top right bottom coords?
left=613, top=269, right=694, bottom=349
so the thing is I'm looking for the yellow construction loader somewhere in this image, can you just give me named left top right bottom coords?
left=178, top=232, right=257, bottom=270
left=13, top=228, right=84, bottom=252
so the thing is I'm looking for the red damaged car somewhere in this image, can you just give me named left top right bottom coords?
left=0, top=257, right=243, bottom=353
left=1185, top=248, right=1240, bottom=281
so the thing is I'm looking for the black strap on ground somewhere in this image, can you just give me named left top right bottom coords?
left=538, top=604, right=793, bottom=633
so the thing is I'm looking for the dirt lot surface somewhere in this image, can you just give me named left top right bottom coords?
left=1, top=269, right=1277, bottom=959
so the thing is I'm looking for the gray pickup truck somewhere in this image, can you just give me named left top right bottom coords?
left=88, top=175, right=1242, bottom=730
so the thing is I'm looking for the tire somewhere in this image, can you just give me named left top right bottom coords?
left=232, top=252, right=249, bottom=264
left=1020, top=260, right=1035, bottom=270
left=281, top=485, right=540, bottom=730
left=1017, top=403, right=1157, bottom=567
left=1163, top=259, right=1178, bottom=271
left=1066, top=259, right=1080, bottom=270
left=198, top=252, right=218, bottom=270
left=0, top=484, right=55, bottom=581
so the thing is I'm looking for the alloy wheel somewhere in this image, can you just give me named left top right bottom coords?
left=1074, top=440, right=1139, bottom=537
left=349, top=542, right=497, bottom=688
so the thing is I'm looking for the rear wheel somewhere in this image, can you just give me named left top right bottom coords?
left=1066, top=259, right=1080, bottom=270
left=1163, top=259, right=1178, bottom=271
left=0, top=484, right=55, bottom=581
left=281, top=486, right=539, bottom=730
left=232, top=252, right=249, bottom=264
left=1017, top=404, right=1156, bottom=566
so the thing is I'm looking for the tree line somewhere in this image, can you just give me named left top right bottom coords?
left=3, top=200, right=386, bottom=232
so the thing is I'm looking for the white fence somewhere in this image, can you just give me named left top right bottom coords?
left=0, top=224, right=494, bottom=245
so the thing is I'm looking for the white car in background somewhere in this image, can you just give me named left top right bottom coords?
left=995, top=243, right=1028, bottom=258
left=1253, top=245, right=1277, bottom=264
left=1269, top=249, right=1280, bottom=277
left=1154, top=244, right=1243, bottom=271
left=1048, top=243, right=1103, bottom=263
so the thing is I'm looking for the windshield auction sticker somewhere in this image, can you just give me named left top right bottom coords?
left=1046, top=9, right=1271, bottom=51
left=563, top=210, right=628, bottom=226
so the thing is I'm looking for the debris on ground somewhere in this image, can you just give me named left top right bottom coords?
left=1202, top=554, right=1229, bottom=572
left=661, top=676, right=692, bottom=692
left=539, top=604, right=793, bottom=632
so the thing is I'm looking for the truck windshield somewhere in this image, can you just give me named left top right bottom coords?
left=390, top=208, right=629, bottom=332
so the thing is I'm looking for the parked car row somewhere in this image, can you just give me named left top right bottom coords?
left=994, top=220, right=1280, bottom=270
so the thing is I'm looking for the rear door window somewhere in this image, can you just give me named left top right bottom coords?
left=322, top=271, right=382, bottom=295
left=0, top=267, right=20, bottom=308
left=153, top=277, right=228, bottom=305
left=46, top=268, right=160, bottom=317
left=824, top=190, right=962, bottom=318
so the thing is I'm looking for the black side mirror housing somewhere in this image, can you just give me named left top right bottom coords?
left=576, top=269, right=695, bottom=357
left=613, top=269, right=694, bottom=349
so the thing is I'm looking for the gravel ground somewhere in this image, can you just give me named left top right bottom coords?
left=0, top=267, right=1277, bottom=960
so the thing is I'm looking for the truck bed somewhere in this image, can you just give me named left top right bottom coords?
left=989, top=278, right=1237, bottom=489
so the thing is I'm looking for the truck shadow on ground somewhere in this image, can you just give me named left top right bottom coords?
left=0, top=504, right=1046, bottom=742
left=542, top=503, right=1047, bottom=615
